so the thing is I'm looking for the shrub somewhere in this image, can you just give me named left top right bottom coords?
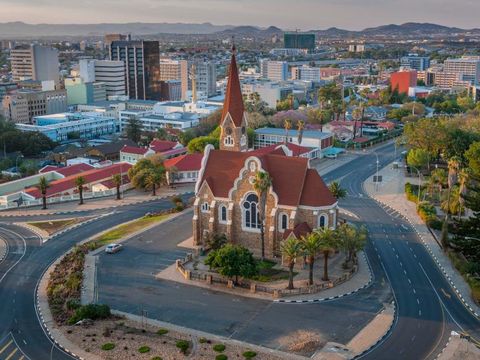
left=66, top=299, right=80, bottom=310
left=176, top=340, right=189, bottom=354
left=417, top=202, right=437, bottom=223
left=156, top=328, right=169, bottom=335
left=101, top=343, right=115, bottom=351
left=216, top=355, right=228, bottom=360
left=427, top=217, right=443, bottom=231
left=405, top=182, right=420, bottom=203
left=151, top=357, right=163, bottom=360
left=138, top=346, right=151, bottom=353
left=213, top=344, right=226, bottom=352
left=68, top=304, right=111, bottom=325
left=243, top=351, right=257, bottom=359
left=199, top=337, right=208, bottom=344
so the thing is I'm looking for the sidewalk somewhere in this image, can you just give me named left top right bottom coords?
left=363, top=161, right=480, bottom=317
left=0, top=185, right=194, bottom=217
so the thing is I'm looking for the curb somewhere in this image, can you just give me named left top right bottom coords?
left=0, top=238, right=7, bottom=263
left=364, top=173, right=480, bottom=320
left=274, top=252, right=374, bottom=304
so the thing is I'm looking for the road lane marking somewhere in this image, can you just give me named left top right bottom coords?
left=5, top=348, right=18, bottom=360
left=413, top=288, right=416, bottom=294
left=0, top=340, right=13, bottom=354
left=417, top=298, right=420, bottom=305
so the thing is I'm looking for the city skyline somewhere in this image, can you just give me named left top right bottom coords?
left=1, top=0, right=480, bottom=30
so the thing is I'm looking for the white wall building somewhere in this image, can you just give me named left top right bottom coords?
left=79, top=59, right=126, bottom=97
left=260, top=60, right=289, bottom=81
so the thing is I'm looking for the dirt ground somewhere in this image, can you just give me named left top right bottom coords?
left=62, top=317, right=288, bottom=360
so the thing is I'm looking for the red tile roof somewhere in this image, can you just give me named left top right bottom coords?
left=164, top=153, right=203, bottom=172
left=159, top=147, right=187, bottom=158
left=150, top=140, right=177, bottom=153
left=24, top=163, right=132, bottom=199
left=252, top=143, right=312, bottom=157
left=39, top=165, right=58, bottom=174
left=121, top=145, right=149, bottom=155
left=283, top=222, right=312, bottom=240
left=54, top=163, right=95, bottom=177
left=97, top=174, right=130, bottom=190
left=221, top=51, right=244, bottom=127
left=199, top=149, right=336, bottom=207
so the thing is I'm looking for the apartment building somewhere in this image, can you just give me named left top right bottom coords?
left=291, top=65, right=321, bottom=82
left=444, top=57, right=480, bottom=85
left=2, top=89, right=67, bottom=124
left=401, top=55, right=431, bottom=71
left=79, top=59, right=126, bottom=97
left=10, top=44, right=59, bottom=84
left=260, top=60, right=289, bottom=81
left=65, top=77, right=107, bottom=105
left=159, top=59, right=188, bottom=99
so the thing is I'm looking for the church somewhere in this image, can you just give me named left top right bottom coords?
left=192, top=47, right=338, bottom=259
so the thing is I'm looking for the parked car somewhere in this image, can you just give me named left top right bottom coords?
left=105, top=243, right=123, bottom=254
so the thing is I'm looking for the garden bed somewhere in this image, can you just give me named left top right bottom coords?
left=28, top=217, right=91, bottom=235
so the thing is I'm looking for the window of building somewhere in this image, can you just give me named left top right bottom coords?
left=224, top=136, right=234, bottom=146
left=279, top=213, right=288, bottom=232
left=219, top=205, right=227, bottom=223
left=201, top=202, right=210, bottom=213
left=242, top=193, right=261, bottom=230
left=318, top=214, right=328, bottom=229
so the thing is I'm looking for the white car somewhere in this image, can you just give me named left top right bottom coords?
left=105, top=243, right=123, bottom=254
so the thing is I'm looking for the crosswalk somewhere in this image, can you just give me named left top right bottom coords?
left=0, top=334, right=29, bottom=360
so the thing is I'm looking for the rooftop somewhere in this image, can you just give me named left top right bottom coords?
left=255, top=127, right=332, bottom=140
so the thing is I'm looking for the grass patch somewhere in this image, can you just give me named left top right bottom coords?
left=156, top=328, right=169, bottom=335
left=91, top=214, right=170, bottom=247
left=251, top=260, right=295, bottom=282
left=176, top=340, right=189, bottom=354
left=447, top=251, right=480, bottom=304
left=101, top=343, right=115, bottom=351
left=243, top=350, right=257, bottom=359
left=28, top=218, right=82, bottom=235
left=216, top=355, right=228, bottom=360
left=213, top=344, right=226, bottom=352
left=138, top=345, right=151, bottom=353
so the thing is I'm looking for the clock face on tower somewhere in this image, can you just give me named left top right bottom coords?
left=225, top=127, right=232, bottom=135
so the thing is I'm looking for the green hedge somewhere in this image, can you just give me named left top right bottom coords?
left=405, top=182, right=420, bottom=203
left=68, top=304, right=111, bottom=325
left=417, top=202, right=437, bottom=223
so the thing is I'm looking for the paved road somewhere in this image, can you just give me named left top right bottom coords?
left=0, top=195, right=192, bottom=360
left=0, top=142, right=479, bottom=359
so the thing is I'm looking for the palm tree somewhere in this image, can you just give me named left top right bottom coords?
left=441, top=186, right=462, bottom=216
left=328, top=181, right=347, bottom=200
left=428, top=168, right=447, bottom=203
left=112, top=174, right=122, bottom=200
left=317, top=228, right=337, bottom=281
left=37, top=176, right=49, bottom=210
left=458, top=168, right=470, bottom=218
left=337, top=223, right=367, bottom=266
left=253, top=171, right=272, bottom=260
left=441, top=156, right=461, bottom=249
left=284, top=119, right=292, bottom=144
left=75, top=176, right=86, bottom=205
left=281, top=237, right=302, bottom=290
left=297, top=120, right=305, bottom=145
left=145, top=168, right=165, bottom=196
left=301, top=232, right=322, bottom=285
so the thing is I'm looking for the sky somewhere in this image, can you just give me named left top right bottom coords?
left=0, top=0, right=479, bottom=30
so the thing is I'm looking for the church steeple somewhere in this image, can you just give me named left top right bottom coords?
left=219, top=44, right=248, bottom=152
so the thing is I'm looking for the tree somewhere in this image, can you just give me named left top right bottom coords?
left=336, top=223, right=367, bottom=266
left=297, top=121, right=305, bottom=145
left=205, top=244, right=258, bottom=285
left=306, top=108, right=330, bottom=132
left=280, top=238, right=302, bottom=290
left=125, top=117, right=142, bottom=144
left=187, top=136, right=219, bottom=153
left=317, top=228, right=338, bottom=281
left=407, top=148, right=429, bottom=169
left=300, top=232, right=322, bottom=285
left=427, top=168, right=447, bottom=202
left=75, top=176, right=86, bottom=205
left=111, top=174, right=122, bottom=200
left=465, top=142, right=480, bottom=177
left=284, top=119, right=292, bottom=143
left=128, top=158, right=155, bottom=189
left=328, top=181, right=347, bottom=200
left=37, top=176, right=49, bottom=210
left=252, top=171, right=272, bottom=260
left=145, top=167, right=165, bottom=196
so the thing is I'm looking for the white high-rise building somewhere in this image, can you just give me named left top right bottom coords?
left=444, top=57, right=480, bottom=85
left=10, top=44, right=59, bottom=84
left=191, top=61, right=217, bottom=98
left=260, top=60, right=288, bottom=81
left=291, top=65, right=321, bottom=82
left=79, top=59, right=126, bottom=97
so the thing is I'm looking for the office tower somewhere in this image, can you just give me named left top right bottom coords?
left=291, top=65, right=321, bottom=82
left=284, top=33, right=315, bottom=53
left=260, top=60, right=289, bottom=81
left=10, top=44, right=59, bottom=84
left=401, top=55, right=431, bottom=71
left=65, top=77, right=106, bottom=105
left=159, top=80, right=182, bottom=101
left=444, top=57, right=480, bottom=85
left=159, top=59, right=189, bottom=100
left=109, top=40, right=161, bottom=100
left=2, top=89, right=67, bottom=124
left=104, top=34, right=127, bottom=46
left=192, top=61, right=217, bottom=98
left=79, top=59, right=126, bottom=97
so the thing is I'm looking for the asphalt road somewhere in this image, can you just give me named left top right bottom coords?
left=0, top=142, right=478, bottom=359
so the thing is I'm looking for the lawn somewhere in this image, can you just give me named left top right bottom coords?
left=251, top=259, right=295, bottom=282
left=91, top=214, right=170, bottom=247
left=28, top=218, right=86, bottom=235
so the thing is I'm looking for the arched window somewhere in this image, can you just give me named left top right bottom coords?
left=240, top=134, right=247, bottom=146
left=219, top=205, right=227, bottom=223
left=318, top=214, right=328, bottom=229
left=224, top=136, right=234, bottom=146
left=201, top=202, right=210, bottom=213
left=243, top=193, right=261, bottom=230
left=279, top=213, right=288, bottom=231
